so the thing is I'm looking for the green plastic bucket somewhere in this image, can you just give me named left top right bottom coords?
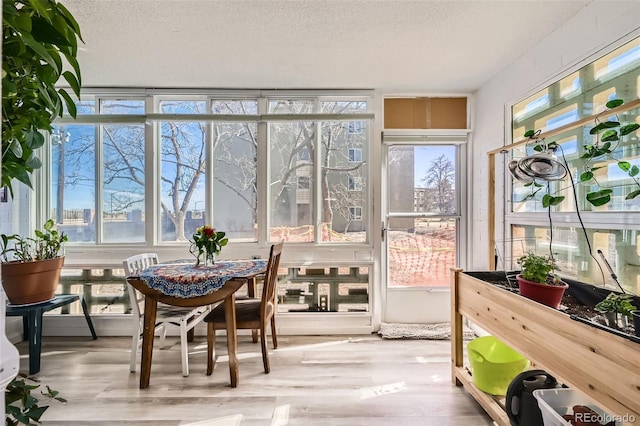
left=467, top=336, right=529, bottom=396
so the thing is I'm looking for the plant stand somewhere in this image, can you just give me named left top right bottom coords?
left=451, top=269, right=639, bottom=426
left=6, top=294, right=97, bottom=374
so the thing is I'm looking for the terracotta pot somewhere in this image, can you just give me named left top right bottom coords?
left=1, top=257, right=64, bottom=305
left=516, top=274, right=568, bottom=309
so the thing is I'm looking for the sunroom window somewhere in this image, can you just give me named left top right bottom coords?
left=48, top=91, right=372, bottom=246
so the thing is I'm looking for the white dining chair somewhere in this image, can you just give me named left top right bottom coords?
left=123, top=253, right=211, bottom=377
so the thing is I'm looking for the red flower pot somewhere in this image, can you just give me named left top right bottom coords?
left=516, top=274, right=568, bottom=309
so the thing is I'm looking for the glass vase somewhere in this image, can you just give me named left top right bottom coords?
left=204, top=251, right=216, bottom=267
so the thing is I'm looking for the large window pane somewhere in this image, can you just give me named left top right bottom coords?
left=52, top=125, right=96, bottom=243
left=102, top=123, right=146, bottom=243
left=389, top=145, right=457, bottom=214
left=99, top=99, right=146, bottom=243
left=321, top=119, right=368, bottom=242
left=160, top=101, right=207, bottom=242
left=212, top=121, right=257, bottom=241
left=269, top=120, right=315, bottom=242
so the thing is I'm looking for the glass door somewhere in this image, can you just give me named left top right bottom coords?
left=382, top=140, right=465, bottom=322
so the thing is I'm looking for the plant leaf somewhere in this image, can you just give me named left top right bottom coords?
left=579, top=171, right=593, bottom=182
left=618, top=161, right=631, bottom=172
left=8, top=139, right=24, bottom=158
left=606, top=99, right=624, bottom=108
left=58, top=88, right=77, bottom=118
left=542, top=194, right=564, bottom=208
left=600, top=129, right=619, bottom=142
left=625, top=190, right=640, bottom=200
left=620, top=123, right=640, bottom=136
left=630, top=165, right=639, bottom=177
left=524, top=130, right=535, bottom=138
left=20, top=32, right=61, bottom=75
left=586, top=189, right=613, bottom=206
left=31, top=16, right=71, bottom=46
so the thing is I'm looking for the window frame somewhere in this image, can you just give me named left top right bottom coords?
left=504, top=35, right=640, bottom=290
left=44, top=89, right=375, bottom=248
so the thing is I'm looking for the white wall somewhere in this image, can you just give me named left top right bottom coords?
left=470, top=1, right=640, bottom=270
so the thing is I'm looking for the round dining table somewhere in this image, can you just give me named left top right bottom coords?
left=127, top=259, right=267, bottom=389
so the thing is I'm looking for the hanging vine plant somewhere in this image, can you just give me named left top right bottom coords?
left=517, top=98, right=640, bottom=208
left=2, top=0, right=83, bottom=197
left=579, top=99, right=640, bottom=206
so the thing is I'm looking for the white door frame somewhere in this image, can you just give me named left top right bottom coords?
left=381, top=130, right=469, bottom=323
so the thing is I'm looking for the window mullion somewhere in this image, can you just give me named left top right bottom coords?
left=314, top=97, right=322, bottom=243
left=257, top=96, right=269, bottom=246
left=95, top=122, right=104, bottom=244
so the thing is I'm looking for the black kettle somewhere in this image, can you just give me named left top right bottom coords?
left=506, top=370, right=559, bottom=426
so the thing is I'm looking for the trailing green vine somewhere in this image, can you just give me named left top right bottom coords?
left=519, top=98, right=640, bottom=208
left=579, top=99, right=640, bottom=206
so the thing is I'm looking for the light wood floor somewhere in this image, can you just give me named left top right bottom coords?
left=13, top=334, right=494, bottom=425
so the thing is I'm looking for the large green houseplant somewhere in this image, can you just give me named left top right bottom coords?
left=2, top=0, right=83, bottom=197
left=3, top=2, right=82, bottom=424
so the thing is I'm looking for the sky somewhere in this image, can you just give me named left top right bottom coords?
left=413, top=145, right=456, bottom=188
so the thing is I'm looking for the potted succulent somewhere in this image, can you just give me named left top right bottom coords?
left=516, top=252, right=568, bottom=309
left=594, top=292, right=637, bottom=329
left=1, top=219, right=67, bottom=305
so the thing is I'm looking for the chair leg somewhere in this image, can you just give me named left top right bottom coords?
left=130, top=321, right=141, bottom=373
left=260, top=324, right=270, bottom=374
left=159, top=324, right=167, bottom=349
left=206, top=323, right=216, bottom=376
left=180, top=319, right=189, bottom=377
left=270, top=316, right=278, bottom=349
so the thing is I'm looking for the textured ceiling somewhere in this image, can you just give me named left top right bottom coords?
left=63, top=0, right=593, bottom=92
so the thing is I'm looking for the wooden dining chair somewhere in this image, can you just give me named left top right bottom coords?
left=123, top=253, right=211, bottom=377
left=205, top=241, right=284, bottom=375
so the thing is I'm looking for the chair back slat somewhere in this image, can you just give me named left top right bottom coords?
left=261, top=241, right=284, bottom=317
left=123, top=253, right=159, bottom=318
left=123, top=253, right=159, bottom=276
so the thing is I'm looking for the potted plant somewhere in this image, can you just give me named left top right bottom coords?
left=594, top=292, right=637, bottom=329
left=189, top=225, right=228, bottom=267
left=1, top=219, right=68, bottom=305
left=516, top=252, right=568, bottom=309
left=5, top=374, right=66, bottom=426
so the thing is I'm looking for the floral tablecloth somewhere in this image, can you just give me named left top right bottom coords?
left=139, top=259, right=267, bottom=298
